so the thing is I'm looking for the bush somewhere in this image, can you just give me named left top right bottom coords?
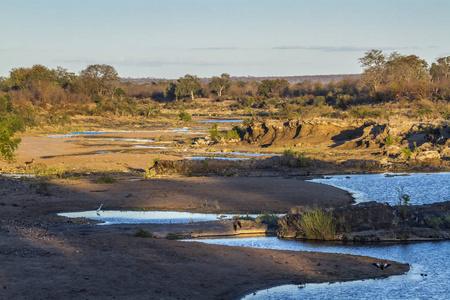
left=178, top=109, right=192, bottom=122
left=209, top=123, right=219, bottom=140
left=283, top=148, right=296, bottom=157
left=297, top=206, right=336, bottom=240
left=397, top=186, right=412, bottom=218
left=384, top=135, right=395, bottom=146
left=133, top=228, right=156, bottom=238
left=94, top=174, right=116, bottom=184
left=425, top=216, right=443, bottom=230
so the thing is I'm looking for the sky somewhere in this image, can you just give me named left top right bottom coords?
left=1, top=0, right=450, bottom=79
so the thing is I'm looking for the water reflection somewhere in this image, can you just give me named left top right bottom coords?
left=310, top=173, right=450, bottom=205
left=58, top=210, right=258, bottom=225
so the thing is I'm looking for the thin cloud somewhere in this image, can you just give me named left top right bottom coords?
left=191, top=47, right=240, bottom=51
left=272, top=45, right=421, bottom=52
left=58, top=58, right=233, bottom=67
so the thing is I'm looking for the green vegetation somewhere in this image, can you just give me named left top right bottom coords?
left=133, top=228, right=156, bottom=238
left=425, top=216, right=443, bottom=230
left=178, top=109, right=192, bottom=122
left=33, top=180, right=51, bottom=196
left=283, top=148, right=311, bottom=167
left=384, top=135, right=395, bottom=146
left=209, top=123, right=219, bottom=140
left=291, top=206, right=337, bottom=240
left=397, top=187, right=412, bottom=218
left=94, top=174, right=116, bottom=184
left=255, top=212, right=279, bottom=224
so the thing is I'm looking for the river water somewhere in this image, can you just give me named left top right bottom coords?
left=187, top=173, right=450, bottom=299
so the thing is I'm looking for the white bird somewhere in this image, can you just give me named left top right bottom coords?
left=96, top=204, right=103, bottom=215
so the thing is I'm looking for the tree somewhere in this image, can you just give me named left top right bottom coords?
left=175, top=74, right=202, bottom=100
left=430, top=56, right=450, bottom=83
left=209, top=73, right=231, bottom=97
left=79, top=64, right=120, bottom=97
left=0, top=114, right=24, bottom=162
left=258, top=79, right=290, bottom=97
left=359, top=49, right=386, bottom=94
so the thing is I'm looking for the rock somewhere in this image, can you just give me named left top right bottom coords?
left=415, top=151, right=440, bottom=161
left=278, top=201, right=450, bottom=241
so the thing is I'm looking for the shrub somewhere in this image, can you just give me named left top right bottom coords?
left=34, top=180, right=51, bottom=196
left=255, top=212, right=279, bottom=224
left=94, top=174, right=116, bottom=184
left=133, top=228, right=155, bottom=238
left=397, top=186, right=412, bottom=218
left=297, top=206, right=336, bottom=240
left=209, top=123, right=219, bottom=140
left=425, top=216, right=443, bottom=230
left=400, top=147, right=412, bottom=159
left=384, top=135, right=395, bottom=146
left=225, top=129, right=240, bottom=140
left=296, top=152, right=311, bottom=167
left=283, top=148, right=296, bottom=157
left=178, top=109, right=192, bottom=122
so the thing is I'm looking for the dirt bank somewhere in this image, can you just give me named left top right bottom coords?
left=0, top=176, right=408, bottom=299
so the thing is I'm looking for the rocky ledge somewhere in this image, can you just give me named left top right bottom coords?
left=278, top=201, right=450, bottom=242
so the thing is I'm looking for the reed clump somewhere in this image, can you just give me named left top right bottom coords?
left=297, top=206, right=336, bottom=240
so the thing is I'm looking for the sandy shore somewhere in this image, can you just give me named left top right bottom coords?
left=0, top=175, right=409, bottom=299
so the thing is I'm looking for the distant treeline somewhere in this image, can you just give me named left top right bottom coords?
left=0, top=50, right=450, bottom=161
left=0, top=49, right=449, bottom=120
left=121, top=74, right=361, bottom=85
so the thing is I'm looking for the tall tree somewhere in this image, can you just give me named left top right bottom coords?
left=430, top=56, right=450, bottom=83
left=79, top=64, right=120, bottom=97
left=175, top=74, right=202, bottom=100
left=209, top=73, right=231, bottom=97
left=359, top=49, right=386, bottom=94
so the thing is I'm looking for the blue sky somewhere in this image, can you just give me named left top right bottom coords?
left=1, top=0, right=449, bottom=78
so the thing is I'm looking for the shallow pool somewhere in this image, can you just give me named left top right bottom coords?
left=58, top=210, right=258, bottom=225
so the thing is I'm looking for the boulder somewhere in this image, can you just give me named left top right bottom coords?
left=415, top=151, right=441, bottom=161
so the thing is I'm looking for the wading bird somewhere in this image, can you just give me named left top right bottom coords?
left=96, top=204, right=103, bottom=216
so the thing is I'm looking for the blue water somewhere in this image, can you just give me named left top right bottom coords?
left=58, top=210, right=259, bottom=225
left=186, top=173, right=450, bottom=299
left=310, top=173, right=450, bottom=205
left=187, top=237, right=449, bottom=300
left=185, top=156, right=250, bottom=161
left=198, top=119, right=243, bottom=123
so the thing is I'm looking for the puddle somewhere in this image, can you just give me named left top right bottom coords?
left=58, top=210, right=259, bottom=225
left=198, top=120, right=243, bottom=123
left=130, top=145, right=169, bottom=149
left=196, top=151, right=279, bottom=157
left=47, top=131, right=119, bottom=138
left=1, top=174, right=36, bottom=178
left=184, top=156, right=250, bottom=161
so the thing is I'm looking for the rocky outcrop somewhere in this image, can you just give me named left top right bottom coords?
left=278, top=201, right=450, bottom=242
left=242, top=119, right=450, bottom=158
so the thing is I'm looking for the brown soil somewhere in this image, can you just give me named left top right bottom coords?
left=0, top=126, right=410, bottom=299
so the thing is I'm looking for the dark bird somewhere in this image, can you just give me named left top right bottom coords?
left=372, top=263, right=391, bottom=270
left=233, top=219, right=242, bottom=231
